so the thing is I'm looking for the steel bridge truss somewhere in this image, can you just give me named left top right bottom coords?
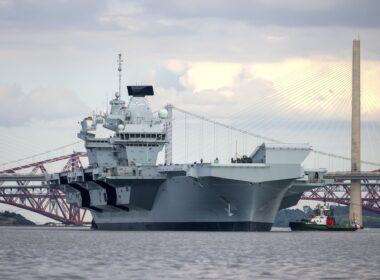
left=301, top=182, right=380, bottom=214
left=0, top=186, right=87, bottom=225
left=1, top=152, right=380, bottom=225
left=0, top=152, right=90, bottom=225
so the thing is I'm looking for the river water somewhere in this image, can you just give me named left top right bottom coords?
left=0, top=227, right=379, bottom=280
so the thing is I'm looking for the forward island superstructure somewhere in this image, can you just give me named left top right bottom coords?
left=47, top=55, right=324, bottom=231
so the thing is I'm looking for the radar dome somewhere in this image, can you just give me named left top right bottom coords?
left=159, top=108, right=169, bottom=119
left=117, top=124, right=125, bottom=131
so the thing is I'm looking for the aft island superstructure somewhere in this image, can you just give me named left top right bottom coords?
left=47, top=55, right=323, bottom=231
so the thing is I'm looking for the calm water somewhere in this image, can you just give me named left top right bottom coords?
left=0, top=227, right=379, bottom=280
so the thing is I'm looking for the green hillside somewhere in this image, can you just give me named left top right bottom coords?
left=0, top=211, right=35, bottom=225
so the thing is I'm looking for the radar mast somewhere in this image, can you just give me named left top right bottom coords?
left=117, top=53, right=123, bottom=97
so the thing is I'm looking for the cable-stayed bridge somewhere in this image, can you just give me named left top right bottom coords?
left=1, top=42, right=380, bottom=225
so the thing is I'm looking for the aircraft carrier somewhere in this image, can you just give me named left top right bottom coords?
left=46, top=54, right=324, bottom=231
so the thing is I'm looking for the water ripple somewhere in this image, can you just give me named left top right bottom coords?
left=0, top=227, right=379, bottom=280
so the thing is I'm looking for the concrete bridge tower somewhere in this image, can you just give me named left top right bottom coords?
left=350, top=39, right=362, bottom=227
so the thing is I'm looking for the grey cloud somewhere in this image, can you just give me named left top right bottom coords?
left=123, top=26, right=380, bottom=63
left=0, top=84, right=89, bottom=126
left=0, top=0, right=379, bottom=63
left=0, top=0, right=113, bottom=30
left=103, top=2, right=380, bottom=62
left=154, top=68, right=186, bottom=91
left=129, top=0, right=380, bottom=28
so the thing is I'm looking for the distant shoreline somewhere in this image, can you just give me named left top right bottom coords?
left=0, top=210, right=35, bottom=226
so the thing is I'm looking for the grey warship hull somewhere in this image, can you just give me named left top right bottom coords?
left=49, top=158, right=323, bottom=232
left=91, top=176, right=291, bottom=231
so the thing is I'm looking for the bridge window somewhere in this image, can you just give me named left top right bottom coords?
left=121, top=134, right=125, bottom=140
left=125, top=134, right=129, bottom=140
left=162, top=134, right=166, bottom=140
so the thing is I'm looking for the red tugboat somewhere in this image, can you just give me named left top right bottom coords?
left=289, top=204, right=358, bottom=231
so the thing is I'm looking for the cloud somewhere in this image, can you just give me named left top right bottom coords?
left=1, top=0, right=380, bottom=67
left=0, top=0, right=111, bottom=31
left=0, top=84, right=89, bottom=126
left=154, top=67, right=185, bottom=91
left=2, top=0, right=378, bottom=36
left=179, top=62, right=242, bottom=92
left=129, top=0, right=380, bottom=28
left=148, top=58, right=380, bottom=126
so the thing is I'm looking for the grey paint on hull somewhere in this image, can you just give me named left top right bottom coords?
left=92, top=176, right=294, bottom=231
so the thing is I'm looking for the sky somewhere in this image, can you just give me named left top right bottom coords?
left=1, top=0, right=380, bottom=223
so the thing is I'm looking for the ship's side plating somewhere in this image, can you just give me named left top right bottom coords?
left=46, top=54, right=320, bottom=231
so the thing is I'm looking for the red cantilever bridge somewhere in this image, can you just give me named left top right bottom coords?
left=0, top=152, right=89, bottom=225
left=0, top=152, right=379, bottom=225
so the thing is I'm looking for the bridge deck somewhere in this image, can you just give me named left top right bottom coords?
left=325, top=172, right=380, bottom=180
left=0, top=174, right=46, bottom=182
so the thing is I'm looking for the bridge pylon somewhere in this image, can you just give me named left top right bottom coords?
left=350, top=39, right=362, bottom=227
